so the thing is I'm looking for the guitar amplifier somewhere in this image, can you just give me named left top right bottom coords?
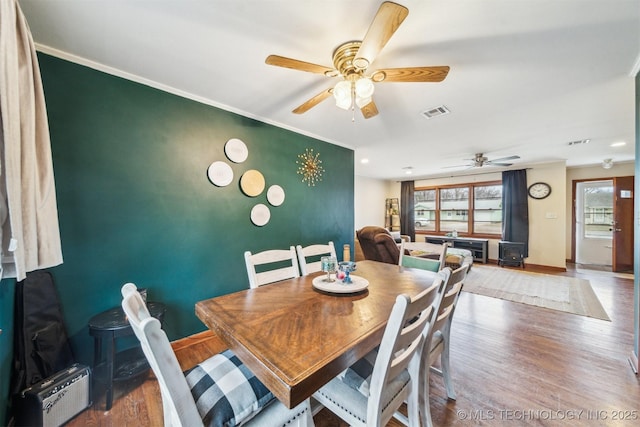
left=14, top=363, right=92, bottom=427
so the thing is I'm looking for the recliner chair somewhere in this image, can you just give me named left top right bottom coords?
left=356, top=226, right=401, bottom=264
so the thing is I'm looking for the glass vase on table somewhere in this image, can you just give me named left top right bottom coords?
left=320, top=256, right=337, bottom=282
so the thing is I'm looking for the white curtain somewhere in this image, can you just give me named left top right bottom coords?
left=0, top=0, right=63, bottom=280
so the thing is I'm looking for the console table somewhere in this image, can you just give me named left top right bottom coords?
left=424, top=235, right=489, bottom=263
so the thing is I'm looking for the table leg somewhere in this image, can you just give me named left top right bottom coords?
left=105, top=332, right=115, bottom=410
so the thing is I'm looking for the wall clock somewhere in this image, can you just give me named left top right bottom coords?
left=528, top=182, right=551, bottom=199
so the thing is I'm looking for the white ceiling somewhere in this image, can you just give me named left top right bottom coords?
left=19, top=0, right=640, bottom=181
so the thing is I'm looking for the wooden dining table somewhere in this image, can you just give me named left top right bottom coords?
left=195, top=260, right=439, bottom=409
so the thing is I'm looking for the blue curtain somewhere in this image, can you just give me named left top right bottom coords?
left=400, top=181, right=415, bottom=242
left=502, top=170, right=529, bottom=256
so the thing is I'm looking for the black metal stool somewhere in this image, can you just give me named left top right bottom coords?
left=88, top=302, right=165, bottom=410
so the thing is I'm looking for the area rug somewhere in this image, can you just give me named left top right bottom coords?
left=463, top=265, right=610, bottom=321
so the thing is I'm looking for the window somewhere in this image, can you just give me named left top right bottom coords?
left=474, top=184, right=502, bottom=235
left=440, top=187, right=469, bottom=233
left=414, top=189, right=436, bottom=231
left=582, top=185, right=613, bottom=239
left=414, top=181, right=502, bottom=237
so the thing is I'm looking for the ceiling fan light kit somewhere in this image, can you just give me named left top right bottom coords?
left=444, top=153, right=521, bottom=169
left=265, top=1, right=450, bottom=120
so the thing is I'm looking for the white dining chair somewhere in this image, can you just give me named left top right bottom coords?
left=295, top=242, right=337, bottom=275
left=419, top=262, right=470, bottom=427
left=312, top=273, right=446, bottom=427
left=244, top=246, right=300, bottom=288
left=399, top=241, right=449, bottom=272
left=120, top=283, right=314, bottom=427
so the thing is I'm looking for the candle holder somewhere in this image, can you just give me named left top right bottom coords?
left=321, top=256, right=337, bottom=282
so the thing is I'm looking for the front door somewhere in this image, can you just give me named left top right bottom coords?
left=575, top=180, right=613, bottom=266
left=612, top=176, right=634, bottom=272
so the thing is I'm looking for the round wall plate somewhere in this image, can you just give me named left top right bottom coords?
left=267, top=185, right=285, bottom=206
left=240, top=169, right=265, bottom=197
left=250, top=204, right=270, bottom=226
left=224, top=138, right=248, bottom=163
left=207, top=161, right=233, bottom=187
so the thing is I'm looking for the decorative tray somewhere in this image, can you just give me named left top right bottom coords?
left=312, top=275, right=369, bottom=294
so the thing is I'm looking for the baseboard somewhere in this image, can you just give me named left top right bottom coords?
left=486, top=259, right=567, bottom=272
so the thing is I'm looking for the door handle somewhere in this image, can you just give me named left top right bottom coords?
left=614, top=228, right=622, bottom=232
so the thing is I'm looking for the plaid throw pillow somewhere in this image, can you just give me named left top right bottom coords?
left=338, top=349, right=377, bottom=397
left=185, top=349, right=275, bottom=427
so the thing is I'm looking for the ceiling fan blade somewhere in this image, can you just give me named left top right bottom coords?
left=486, top=162, right=514, bottom=167
left=488, top=155, right=520, bottom=163
left=442, top=163, right=473, bottom=169
left=372, top=66, right=450, bottom=83
left=292, top=88, right=333, bottom=114
left=354, top=1, right=409, bottom=69
left=265, top=55, right=337, bottom=76
left=360, top=100, right=379, bottom=119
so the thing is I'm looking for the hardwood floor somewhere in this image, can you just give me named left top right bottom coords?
left=66, top=264, right=639, bottom=426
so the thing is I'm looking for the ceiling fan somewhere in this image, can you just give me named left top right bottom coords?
left=265, top=1, right=450, bottom=119
left=446, top=153, right=521, bottom=169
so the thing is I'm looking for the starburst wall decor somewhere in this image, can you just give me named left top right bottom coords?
left=296, top=148, right=324, bottom=186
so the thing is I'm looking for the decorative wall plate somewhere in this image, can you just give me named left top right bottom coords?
left=250, top=204, right=270, bottom=226
left=267, top=185, right=285, bottom=206
left=240, top=169, right=266, bottom=197
left=224, top=138, right=248, bottom=163
left=207, top=161, right=233, bottom=187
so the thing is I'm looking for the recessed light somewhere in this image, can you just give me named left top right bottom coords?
left=360, top=158, right=369, bottom=164
left=402, top=166, right=413, bottom=175
left=610, top=142, right=626, bottom=147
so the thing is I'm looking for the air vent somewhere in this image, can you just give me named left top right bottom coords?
left=422, top=105, right=450, bottom=119
left=568, top=139, right=590, bottom=146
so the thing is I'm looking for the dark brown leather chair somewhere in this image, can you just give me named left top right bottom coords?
left=356, top=226, right=400, bottom=264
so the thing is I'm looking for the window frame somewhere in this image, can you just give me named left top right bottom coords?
left=414, top=180, right=502, bottom=238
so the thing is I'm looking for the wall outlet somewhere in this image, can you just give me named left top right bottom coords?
left=545, top=212, right=558, bottom=219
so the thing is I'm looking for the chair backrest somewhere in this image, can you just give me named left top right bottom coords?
left=399, top=241, right=449, bottom=272
left=244, top=246, right=300, bottom=288
left=356, top=226, right=400, bottom=264
left=121, top=283, right=203, bottom=427
left=430, top=263, right=469, bottom=345
left=295, top=242, right=337, bottom=275
left=366, top=274, right=446, bottom=425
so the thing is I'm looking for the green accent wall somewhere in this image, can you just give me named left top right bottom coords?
left=2, top=52, right=354, bottom=419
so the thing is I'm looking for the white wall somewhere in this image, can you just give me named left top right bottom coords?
left=526, top=162, right=567, bottom=268
left=354, top=175, right=393, bottom=230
